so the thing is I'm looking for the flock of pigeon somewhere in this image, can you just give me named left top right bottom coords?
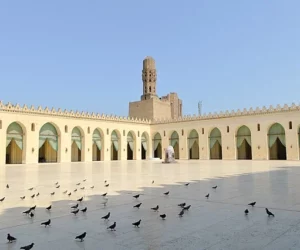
left=2, top=179, right=275, bottom=249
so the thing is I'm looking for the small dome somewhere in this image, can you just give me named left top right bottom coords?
left=143, top=56, right=156, bottom=69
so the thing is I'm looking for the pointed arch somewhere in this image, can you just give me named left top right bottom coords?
left=92, top=128, right=104, bottom=161
left=6, top=122, right=25, bottom=164
left=39, top=122, right=60, bottom=163
left=153, top=132, right=162, bottom=159
left=71, top=126, right=84, bottom=162
left=236, top=125, right=252, bottom=160
left=127, top=131, right=136, bottom=160
left=170, top=131, right=180, bottom=159
left=141, top=132, right=149, bottom=160
left=188, top=129, right=199, bottom=159
left=111, top=130, right=121, bottom=160
left=209, top=128, right=222, bottom=159
left=268, top=123, right=286, bottom=160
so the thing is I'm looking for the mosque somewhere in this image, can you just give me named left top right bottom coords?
left=1, top=56, right=300, bottom=165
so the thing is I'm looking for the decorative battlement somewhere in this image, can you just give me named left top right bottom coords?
left=152, top=103, right=300, bottom=124
left=0, top=101, right=151, bottom=124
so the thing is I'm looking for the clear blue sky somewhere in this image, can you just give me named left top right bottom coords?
left=1, top=1, right=299, bottom=116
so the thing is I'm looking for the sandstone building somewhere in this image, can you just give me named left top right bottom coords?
left=129, top=57, right=182, bottom=120
left=0, top=57, right=300, bottom=165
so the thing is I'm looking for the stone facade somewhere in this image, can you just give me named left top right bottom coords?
left=129, top=57, right=182, bottom=120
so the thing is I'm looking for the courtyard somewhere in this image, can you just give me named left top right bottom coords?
left=0, top=160, right=300, bottom=249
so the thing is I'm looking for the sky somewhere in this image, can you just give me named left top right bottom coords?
left=0, top=1, right=300, bottom=116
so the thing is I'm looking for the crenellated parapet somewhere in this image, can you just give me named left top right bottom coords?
left=152, top=103, right=300, bottom=124
left=0, top=101, right=151, bottom=124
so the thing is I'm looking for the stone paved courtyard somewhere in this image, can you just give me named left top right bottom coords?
left=0, top=160, right=300, bottom=249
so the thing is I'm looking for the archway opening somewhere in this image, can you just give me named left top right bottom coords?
left=127, top=132, right=134, bottom=160
left=71, top=127, right=82, bottom=162
left=153, top=133, right=162, bottom=159
left=141, top=132, right=148, bottom=160
left=170, top=131, right=179, bottom=159
left=92, top=129, right=102, bottom=161
left=236, top=125, right=252, bottom=160
left=188, top=129, right=199, bottom=159
left=209, top=128, right=222, bottom=159
left=39, top=123, right=58, bottom=163
left=111, top=130, right=120, bottom=161
left=268, top=123, right=286, bottom=160
left=6, top=122, right=24, bottom=164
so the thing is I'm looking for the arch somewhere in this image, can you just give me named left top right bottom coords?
left=209, top=128, right=222, bottom=159
left=92, top=128, right=104, bottom=161
left=170, top=131, right=180, bottom=159
left=268, top=123, right=286, bottom=160
left=71, top=127, right=84, bottom=162
left=188, top=129, right=199, bottom=159
left=141, top=132, right=149, bottom=160
left=153, top=132, right=162, bottom=159
left=39, top=122, right=60, bottom=163
left=127, top=131, right=136, bottom=160
left=6, top=122, right=25, bottom=164
left=111, top=130, right=121, bottom=160
left=236, top=125, right=252, bottom=160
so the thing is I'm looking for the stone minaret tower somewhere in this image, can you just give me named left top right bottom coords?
left=141, top=56, right=157, bottom=100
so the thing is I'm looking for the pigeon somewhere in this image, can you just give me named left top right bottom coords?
left=68, top=192, right=72, bottom=196
left=6, top=184, right=9, bottom=189
left=184, top=183, right=189, bottom=186
left=151, top=205, right=159, bottom=212
left=178, top=203, right=186, bottom=208
left=28, top=188, right=34, bottom=191
left=50, top=192, right=55, bottom=196
left=83, top=179, right=86, bottom=182
left=36, top=192, right=40, bottom=197
left=205, top=194, right=209, bottom=199
left=81, top=207, right=87, bottom=213
left=29, top=212, right=34, bottom=218
left=55, top=182, right=59, bottom=185
left=266, top=208, right=275, bottom=217
left=23, top=209, right=31, bottom=215
left=71, top=204, right=79, bottom=209
left=102, top=192, right=107, bottom=197
left=179, top=209, right=184, bottom=217
left=183, top=205, right=191, bottom=210
left=30, top=205, right=36, bottom=211
left=160, top=214, right=166, bottom=220
left=20, top=196, right=25, bottom=200
left=0, top=197, right=5, bottom=202
left=76, top=183, right=81, bottom=186
left=101, top=212, right=110, bottom=220
left=212, top=186, right=217, bottom=189
left=133, top=194, right=140, bottom=199
left=105, top=184, right=109, bottom=187
left=245, top=209, right=249, bottom=215
left=56, top=185, right=60, bottom=188
left=31, top=194, right=35, bottom=199
left=75, top=232, right=86, bottom=242
left=132, top=219, right=141, bottom=228
left=63, top=190, right=68, bottom=194
left=46, top=205, right=52, bottom=211
left=7, top=233, right=16, bottom=243
left=71, top=209, right=79, bottom=215
left=164, top=191, right=169, bottom=196
left=248, top=202, right=256, bottom=207
left=20, top=243, right=34, bottom=250
left=90, top=186, right=94, bottom=189
left=152, top=180, right=154, bottom=184
left=74, top=189, right=77, bottom=192
left=133, top=203, right=142, bottom=208
left=77, top=197, right=83, bottom=202
left=80, top=187, right=85, bottom=190
left=107, top=222, right=116, bottom=231
left=41, top=219, right=51, bottom=227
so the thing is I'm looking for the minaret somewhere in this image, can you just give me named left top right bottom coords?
left=141, top=56, right=157, bottom=100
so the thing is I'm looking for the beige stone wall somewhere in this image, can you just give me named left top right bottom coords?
left=0, top=111, right=152, bottom=165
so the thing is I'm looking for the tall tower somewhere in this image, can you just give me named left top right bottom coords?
left=141, top=56, right=157, bottom=100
